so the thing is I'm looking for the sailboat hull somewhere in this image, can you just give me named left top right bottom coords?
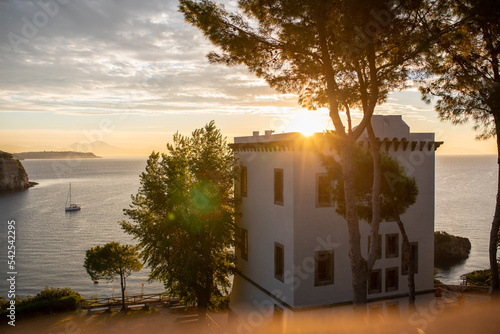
left=65, top=205, right=81, bottom=212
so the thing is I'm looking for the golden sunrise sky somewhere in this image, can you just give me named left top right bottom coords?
left=0, top=1, right=496, bottom=156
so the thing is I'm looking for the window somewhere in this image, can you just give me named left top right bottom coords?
left=316, top=174, right=332, bottom=207
left=274, top=243, right=284, bottom=282
left=368, top=269, right=382, bottom=294
left=402, top=242, right=418, bottom=275
left=315, top=250, right=334, bottom=286
left=368, top=235, right=382, bottom=260
left=385, top=267, right=399, bottom=292
left=240, top=166, right=247, bottom=197
left=386, top=234, right=399, bottom=258
left=274, top=169, right=284, bottom=205
left=241, top=228, right=248, bottom=261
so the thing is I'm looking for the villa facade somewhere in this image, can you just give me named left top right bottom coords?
left=228, top=115, right=443, bottom=328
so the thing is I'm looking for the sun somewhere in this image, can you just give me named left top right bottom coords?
left=286, top=112, right=328, bottom=136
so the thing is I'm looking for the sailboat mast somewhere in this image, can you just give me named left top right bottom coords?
left=69, top=183, right=71, bottom=204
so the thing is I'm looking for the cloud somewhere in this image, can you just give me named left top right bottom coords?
left=0, top=0, right=293, bottom=118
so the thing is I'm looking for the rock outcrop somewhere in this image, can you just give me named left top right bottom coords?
left=0, top=150, right=34, bottom=192
left=434, top=231, right=471, bottom=265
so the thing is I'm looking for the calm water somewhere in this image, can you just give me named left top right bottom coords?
left=435, top=155, right=497, bottom=284
left=0, top=157, right=164, bottom=299
left=0, top=155, right=497, bottom=298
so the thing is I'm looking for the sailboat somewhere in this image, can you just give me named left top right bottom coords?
left=65, top=183, right=81, bottom=212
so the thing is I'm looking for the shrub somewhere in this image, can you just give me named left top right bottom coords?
left=0, top=286, right=82, bottom=317
left=209, top=294, right=230, bottom=311
left=464, top=269, right=492, bottom=286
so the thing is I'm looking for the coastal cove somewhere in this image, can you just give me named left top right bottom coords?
left=0, top=155, right=497, bottom=299
left=0, top=157, right=164, bottom=299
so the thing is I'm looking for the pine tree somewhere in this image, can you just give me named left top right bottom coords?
left=420, top=0, right=500, bottom=294
left=180, top=0, right=434, bottom=306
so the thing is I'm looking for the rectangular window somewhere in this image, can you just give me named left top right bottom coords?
left=386, top=234, right=399, bottom=258
left=385, top=267, right=399, bottom=292
left=368, top=269, right=382, bottom=294
left=316, top=174, right=332, bottom=207
left=274, top=243, right=284, bottom=282
left=315, top=250, right=334, bottom=286
left=402, top=242, right=418, bottom=275
left=368, top=235, right=382, bottom=260
left=240, top=166, right=247, bottom=197
left=274, top=169, right=284, bottom=205
left=241, top=228, right=248, bottom=261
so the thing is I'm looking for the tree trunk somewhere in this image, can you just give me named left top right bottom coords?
left=339, top=141, right=368, bottom=309
left=395, top=216, right=416, bottom=310
left=197, top=288, right=210, bottom=323
left=489, top=122, right=500, bottom=295
left=120, top=274, right=127, bottom=311
left=366, top=123, right=381, bottom=272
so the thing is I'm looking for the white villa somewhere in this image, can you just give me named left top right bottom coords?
left=228, top=115, right=443, bottom=329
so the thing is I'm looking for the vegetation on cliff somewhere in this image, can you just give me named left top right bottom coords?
left=435, top=231, right=471, bottom=266
left=0, top=150, right=34, bottom=192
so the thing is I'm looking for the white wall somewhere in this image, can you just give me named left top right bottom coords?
left=231, top=116, right=437, bottom=313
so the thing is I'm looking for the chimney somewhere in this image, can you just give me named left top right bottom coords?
left=264, top=130, right=274, bottom=136
left=253, top=131, right=259, bottom=137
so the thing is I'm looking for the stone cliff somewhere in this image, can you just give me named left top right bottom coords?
left=0, top=150, right=34, bottom=192
left=434, top=230, right=472, bottom=265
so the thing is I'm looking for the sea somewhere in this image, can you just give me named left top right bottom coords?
left=0, top=155, right=497, bottom=299
left=0, top=157, right=165, bottom=299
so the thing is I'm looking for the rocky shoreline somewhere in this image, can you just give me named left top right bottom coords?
left=435, top=231, right=472, bottom=266
left=0, top=151, right=36, bottom=192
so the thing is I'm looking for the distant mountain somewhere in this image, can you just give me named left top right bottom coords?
left=14, top=151, right=101, bottom=160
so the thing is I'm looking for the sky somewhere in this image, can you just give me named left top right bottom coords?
left=0, top=0, right=496, bottom=156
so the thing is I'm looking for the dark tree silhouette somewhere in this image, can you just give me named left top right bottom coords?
left=420, top=0, right=500, bottom=294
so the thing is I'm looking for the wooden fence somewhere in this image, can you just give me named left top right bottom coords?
left=81, top=292, right=174, bottom=309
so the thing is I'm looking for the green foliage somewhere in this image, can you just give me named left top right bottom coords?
left=434, top=231, right=454, bottom=243
left=16, top=159, right=25, bottom=171
left=121, top=121, right=237, bottom=309
left=434, top=268, right=443, bottom=285
left=84, top=242, right=142, bottom=283
left=320, top=146, right=418, bottom=221
left=32, top=286, right=82, bottom=302
left=0, top=151, right=13, bottom=159
left=179, top=0, right=431, bottom=137
left=0, top=286, right=82, bottom=317
left=420, top=0, right=500, bottom=140
left=209, top=294, right=230, bottom=311
left=464, top=269, right=493, bottom=287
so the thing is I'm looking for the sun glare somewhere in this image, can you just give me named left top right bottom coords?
left=286, top=112, right=329, bottom=136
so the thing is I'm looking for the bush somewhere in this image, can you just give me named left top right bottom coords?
left=464, top=269, right=493, bottom=286
left=209, top=294, right=230, bottom=311
left=32, top=286, right=82, bottom=302
left=0, top=286, right=82, bottom=317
